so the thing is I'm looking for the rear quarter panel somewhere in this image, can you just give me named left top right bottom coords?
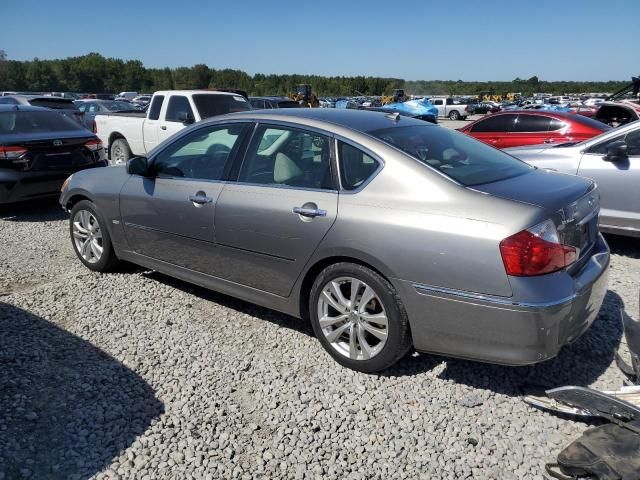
left=95, top=114, right=146, bottom=156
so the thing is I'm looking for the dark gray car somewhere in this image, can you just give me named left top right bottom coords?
left=60, top=109, right=609, bottom=372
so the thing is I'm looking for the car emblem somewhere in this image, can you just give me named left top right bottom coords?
left=53, top=140, right=63, bottom=146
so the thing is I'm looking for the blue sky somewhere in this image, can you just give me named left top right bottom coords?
left=1, top=0, right=637, bottom=81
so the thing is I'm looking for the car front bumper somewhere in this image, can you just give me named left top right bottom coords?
left=394, top=233, right=610, bottom=365
left=0, top=161, right=107, bottom=205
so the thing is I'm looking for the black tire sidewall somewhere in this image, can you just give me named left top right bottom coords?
left=309, top=263, right=411, bottom=373
left=69, top=200, right=116, bottom=272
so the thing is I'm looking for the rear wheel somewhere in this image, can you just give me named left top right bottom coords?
left=110, top=138, right=131, bottom=165
left=70, top=200, right=118, bottom=272
left=309, top=263, right=412, bottom=372
left=449, top=110, right=460, bottom=120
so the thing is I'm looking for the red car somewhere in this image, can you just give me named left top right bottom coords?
left=458, top=111, right=610, bottom=148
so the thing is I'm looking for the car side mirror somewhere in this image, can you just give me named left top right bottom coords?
left=603, top=140, right=627, bottom=161
left=178, top=111, right=195, bottom=125
left=126, top=156, right=149, bottom=176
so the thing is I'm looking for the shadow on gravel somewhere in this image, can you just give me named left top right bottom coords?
left=0, top=198, right=66, bottom=222
left=605, top=233, right=640, bottom=259
left=143, top=271, right=314, bottom=337
left=385, top=289, right=624, bottom=396
left=0, top=302, right=164, bottom=480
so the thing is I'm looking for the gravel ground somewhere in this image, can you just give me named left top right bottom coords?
left=1, top=196, right=638, bottom=479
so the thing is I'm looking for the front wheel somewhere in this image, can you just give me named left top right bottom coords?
left=110, top=138, right=131, bottom=165
left=69, top=200, right=119, bottom=272
left=309, top=263, right=412, bottom=372
left=448, top=110, right=460, bottom=120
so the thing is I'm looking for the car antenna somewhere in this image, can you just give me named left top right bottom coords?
left=385, top=112, right=401, bottom=122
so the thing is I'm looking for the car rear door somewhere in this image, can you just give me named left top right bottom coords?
left=119, top=122, right=251, bottom=273
left=142, top=95, right=164, bottom=153
left=577, top=127, right=640, bottom=232
left=157, top=95, right=193, bottom=144
left=214, top=123, right=338, bottom=296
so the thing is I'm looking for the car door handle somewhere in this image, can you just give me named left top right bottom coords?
left=160, top=126, right=167, bottom=130
left=293, top=206, right=327, bottom=218
left=189, top=194, right=213, bottom=205
left=543, top=139, right=555, bottom=144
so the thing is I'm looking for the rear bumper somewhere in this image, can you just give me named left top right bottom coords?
left=0, top=161, right=107, bottom=205
left=394, top=234, right=610, bottom=365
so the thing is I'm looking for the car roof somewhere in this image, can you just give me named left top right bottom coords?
left=212, top=108, right=430, bottom=133
left=490, top=110, right=576, bottom=119
left=0, top=104, right=52, bottom=112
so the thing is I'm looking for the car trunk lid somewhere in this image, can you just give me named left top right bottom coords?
left=473, top=168, right=600, bottom=266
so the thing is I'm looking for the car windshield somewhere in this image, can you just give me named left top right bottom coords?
left=192, top=94, right=251, bottom=118
left=0, top=110, right=81, bottom=134
left=370, top=124, right=533, bottom=186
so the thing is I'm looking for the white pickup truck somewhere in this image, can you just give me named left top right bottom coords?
left=95, top=90, right=251, bottom=164
left=428, top=97, right=473, bottom=120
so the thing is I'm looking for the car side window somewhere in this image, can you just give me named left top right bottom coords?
left=238, top=126, right=334, bottom=190
left=470, top=115, right=515, bottom=133
left=338, top=141, right=380, bottom=190
left=513, top=114, right=552, bottom=132
left=77, top=103, right=87, bottom=112
left=88, top=103, right=100, bottom=113
left=249, top=99, right=264, bottom=109
left=587, top=134, right=625, bottom=155
left=625, top=129, right=640, bottom=156
left=165, top=96, right=193, bottom=123
left=432, top=99, right=443, bottom=106
left=148, top=95, right=164, bottom=120
left=153, top=124, right=247, bottom=180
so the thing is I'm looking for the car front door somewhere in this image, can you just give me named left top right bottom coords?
left=158, top=95, right=193, bottom=144
left=214, top=124, right=338, bottom=296
left=143, top=94, right=164, bottom=153
left=119, top=122, right=251, bottom=273
left=577, top=127, right=640, bottom=232
left=467, top=114, right=515, bottom=148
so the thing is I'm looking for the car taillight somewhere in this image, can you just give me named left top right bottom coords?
left=92, top=120, right=97, bottom=133
left=0, top=146, right=27, bottom=161
left=499, top=219, right=576, bottom=276
left=84, top=139, right=102, bottom=151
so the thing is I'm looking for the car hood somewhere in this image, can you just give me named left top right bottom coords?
left=471, top=168, right=593, bottom=210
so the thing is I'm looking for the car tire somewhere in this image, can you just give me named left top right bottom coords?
left=309, top=262, right=412, bottom=373
left=110, top=138, right=131, bottom=165
left=69, top=200, right=119, bottom=272
left=449, top=110, right=460, bottom=120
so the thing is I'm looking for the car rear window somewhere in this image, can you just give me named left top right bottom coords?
left=571, top=114, right=611, bottom=131
left=192, top=94, right=251, bottom=119
left=370, top=125, right=533, bottom=186
left=28, top=98, right=77, bottom=110
left=0, top=110, right=82, bottom=134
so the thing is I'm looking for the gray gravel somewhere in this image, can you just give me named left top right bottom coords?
left=0, top=199, right=638, bottom=480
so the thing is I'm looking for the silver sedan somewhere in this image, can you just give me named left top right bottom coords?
left=506, top=120, right=640, bottom=237
left=60, top=109, right=609, bottom=372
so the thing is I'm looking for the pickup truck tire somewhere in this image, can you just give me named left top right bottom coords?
left=110, top=138, right=131, bottom=165
left=448, top=110, right=460, bottom=120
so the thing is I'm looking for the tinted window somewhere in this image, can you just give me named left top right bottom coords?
left=239, top=126, right=334, bottom=190
left=165, top=96, right=193, bottom=122
left=192, top=94, right=251, bottom=119
left=338, top=142, right=380, bottom=190
left=88, top=103, right=101, bottom=113
left=148, top=95, right=164, bottom=120
left=249, top=99, right=265, bottom=109
left=432, top=99, right=443, bottom=106
left=153, top=124, right=247, bottom=180
left=513, top=114, right=552, bottom=132
left=588, top=128, right=640, bottom=156
left=277, top=101, right=301, bottom=108
left=0, top=97, right=18, bottom=104
left=370, top=124, right=533, bottom=186
left=0, top=111, right=83, bottom=134
left=77, top=103, right=88, bottom=112
left=549, top=118, right=566, bottom=131
left=469, top=114, right=516, bottom=133
left=28, top=98, right=76, bottom=110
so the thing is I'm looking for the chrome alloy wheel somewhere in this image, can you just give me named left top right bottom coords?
left=72, top=210, right=103, bottom=264
left=317, top=277, right=389, bottom=360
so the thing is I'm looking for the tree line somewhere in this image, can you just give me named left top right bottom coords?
left=0, top=52, right=629, bottom=97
